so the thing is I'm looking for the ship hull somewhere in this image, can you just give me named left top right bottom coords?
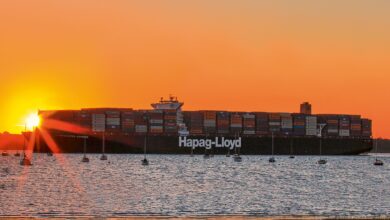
left=33, top=132, right=372, bottom=155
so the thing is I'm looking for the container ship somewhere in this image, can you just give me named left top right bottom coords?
left=32, top=96, right=373, bottom=155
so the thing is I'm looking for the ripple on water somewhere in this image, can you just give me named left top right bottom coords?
left=0, top=154, right=390, bottom=217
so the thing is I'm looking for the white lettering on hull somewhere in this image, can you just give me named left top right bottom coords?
left=179, top=136, right=241, bottom=150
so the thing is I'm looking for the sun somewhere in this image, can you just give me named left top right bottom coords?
left=26, top=113, right=41, bottom=130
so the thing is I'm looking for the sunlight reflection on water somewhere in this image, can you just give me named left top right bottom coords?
left=1, top=153, right=390, bottom=217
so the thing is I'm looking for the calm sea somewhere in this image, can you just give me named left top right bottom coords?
left=1, top=153, right=389, bottom=218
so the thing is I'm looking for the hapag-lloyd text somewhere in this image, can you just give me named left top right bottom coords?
left=179, top=136, right=241, bottom=150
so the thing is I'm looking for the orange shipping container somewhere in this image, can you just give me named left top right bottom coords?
left=204, top=111, right=217, bottom=120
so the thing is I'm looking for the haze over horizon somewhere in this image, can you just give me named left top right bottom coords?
left=0, top=1, right=389, bottom=138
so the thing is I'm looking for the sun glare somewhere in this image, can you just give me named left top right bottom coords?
left=26, top=113, right=41, bottom=130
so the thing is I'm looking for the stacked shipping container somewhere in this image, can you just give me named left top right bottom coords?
left=361, top=119, right=372, bottom=137
left=230, top=113, right=242, bottom=135
left=203, top=111, right=216, bottom=134
left=106, top=110, right=121, bottom=132
left=256, top=113, right=269, bottom=135
left=325, top=115, right=339, bottom=136
left=269, top=113, right=281, bottom=134
left=217, top=112, right=229, bottom=134
left=75, top=110, right=91, bottom=130
left=40, top=110, right=76, bottom=132
left=39, top=108, right=372, bottom=139
left=149, top=110, right=164, bottom=134
left=164, top=110, right=177, bottom=133
left=121, top=111, right=135, bottom=132
left=280, top=113, right=293, bottom=135
left=189, top=111, right=203, bottom=135
left=293, top=114, right=306, bottom=136
left=350, top=115, right=362, bottom=137
left=134, top=111, right=148, bottom=133
left=242, top=113, right=255, bottom=135
left=42, top=110, right=75, bottom=122
left=92, top=113, right=105, bottom=132
left=305, top=116, right=317, bottom=136
left=339, top=115, right=350, bottom=137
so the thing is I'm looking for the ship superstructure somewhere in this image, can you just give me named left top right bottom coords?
left=151, top=95, right=188, bottom=136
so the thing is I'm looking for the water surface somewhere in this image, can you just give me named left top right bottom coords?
left=1, top=153, right=389, bottom=218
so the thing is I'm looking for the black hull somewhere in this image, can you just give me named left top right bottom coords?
left=34, top=133, right=373, bottom=155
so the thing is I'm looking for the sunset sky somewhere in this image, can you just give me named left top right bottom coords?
left=0, top=1, right=389, bottom=137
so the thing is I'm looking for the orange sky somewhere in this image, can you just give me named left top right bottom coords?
left=0, top=1, right=389, bottom=138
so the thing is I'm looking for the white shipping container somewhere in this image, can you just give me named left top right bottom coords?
left=92, top=120, right=105, bottom=124
left=150, top=119, right=163, bottom=124
left=269, top=122, right=281, bottom=126
left=107, top=118, right=120, bottom=121
left=93, top=123, right=105, bottom=127
left=92, top=114, right=106, bottom=132
left=92, top=122, right=105, bottom=126
left=281, top=118, right=293, bottom=129
left=92, top=122, right=105, bottom=125
left=242, top=114, right=255, bottom=119
left=92, top=115, right=105, bottom=120
left=92, top=125, right=105, bottom=132
left=305, top=116, right=317, bottom=130
left=107, top=125, right=120, bottom=129
left=339, top=129, right=350, bottom=137
left=107, top=118, right=120, bottom=125
left=306, top=116, right=317, bottom=122
left=306, top=128, right=317, bottom=136
left=204, top=120, right=216, bottom=126
left=92, top=123, right=105, bottom=127
left=107, top=123, right=120, bottom=126
left=106, top=111, right=120, bottom=115
left=243, top=130, right=255, bottom=135
left=135, top=125, right=147, bottom=133
left=327, top=128, right=339, bottom=133
left=122, top=118, right=134, bottom=122
left=92, top=117, right=105, bottom=119
left=306, top=125, right=317, bottom=129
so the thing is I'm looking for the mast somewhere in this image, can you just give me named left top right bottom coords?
left=271, top=132, right=274, bottom=156
left=141, top=114, right=149, bottom=165
left=237, top=132, right=240, bottom=155
left=102, top=132, right=105, bottom=154
left=23, top=124, right=26, bottom=156
left=376, top=139, right=378, bottom=153
left=83, top=138, right=87, bottom=157
left=20, top=123, right=32, bottom=166
left=317, top=123, right=327, bottom=164
left=144, top=134, right=147, bottom=159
